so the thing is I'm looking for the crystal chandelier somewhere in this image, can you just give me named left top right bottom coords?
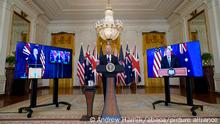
left=95, top=0, right=123, bottom=41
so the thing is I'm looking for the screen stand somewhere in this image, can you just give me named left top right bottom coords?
left=18, top=78, right=71, bottom=118
left=152, top=77, right=203, bottom=116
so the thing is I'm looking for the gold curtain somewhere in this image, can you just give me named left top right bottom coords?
left=190, top=32, right=198, bottom=41
left=50, top=33, right=75, bottom=88
left=142, top=32, right=167, bottom=87
left=96, top=36, right=120, bottom=55
left=96, top=36, right=120, bottom=88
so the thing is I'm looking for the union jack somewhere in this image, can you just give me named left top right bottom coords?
left=179, top=43, right=187, bottom=54
left=131, top=45, right=141, bottom=83
left=22, top=43, right=31, bottom=75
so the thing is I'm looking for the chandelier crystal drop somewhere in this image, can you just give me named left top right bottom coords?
left=95, top=0, right=123, bottom=41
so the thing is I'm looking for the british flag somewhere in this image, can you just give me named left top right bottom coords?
left=179, top=43, right=187, bottom=54
left=22, top=43, right=31, bottom=76
left=131, top=45, right=141, bottom=83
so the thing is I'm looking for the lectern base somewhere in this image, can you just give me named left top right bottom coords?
left=80, top=115, right=99, bottom=121
left=101, top=77, right=121, bottom=122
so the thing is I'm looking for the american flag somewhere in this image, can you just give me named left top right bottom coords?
left=22, top=43, right=31, bottom=75
left=77, top=45, right=85, bottom=86
left=131, top=46, right=141, bottom=83
left=153, top=48, right=162, bottom=78
left=40, top=49, right=45, bottom=77
left=117, top=45, right=126, bottom=85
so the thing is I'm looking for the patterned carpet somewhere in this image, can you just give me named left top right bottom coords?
left=0, top=94, right=219, bottom=123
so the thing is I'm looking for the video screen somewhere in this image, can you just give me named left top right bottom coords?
left=147, top=41, right=203, bottom=78
left=15, top=42, right=72, bottom=79
left=50, top=50, right=70, bottom=64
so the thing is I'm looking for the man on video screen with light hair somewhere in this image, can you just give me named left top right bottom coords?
left=161, top=46, right=180, bottom=69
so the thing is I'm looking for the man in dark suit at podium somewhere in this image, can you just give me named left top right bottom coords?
left=161, top=46, right=180, bottom=69
left=100, top=44, right=119, bottom=101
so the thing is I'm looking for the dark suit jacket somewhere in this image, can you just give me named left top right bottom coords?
left=28, top=54, right=41, bottom=67
left=161, top=55, right=180, bottom=69
left=100, top=55, right=119, bottom=65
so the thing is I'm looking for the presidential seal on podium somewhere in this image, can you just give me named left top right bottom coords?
left=106, top=63, right=115, bottom=72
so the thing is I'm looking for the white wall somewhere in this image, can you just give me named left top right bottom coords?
left=47, top=20, right=169, bottom=86
left=207, top=0, right=220, bottom=92
left=168, top=0, right=220, bottom=92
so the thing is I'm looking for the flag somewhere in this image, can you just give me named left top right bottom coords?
left=124, top=44, right=134, bottom=85
left=114, top=46, right=118, bottom=57
left=131, top=45, right=141, bottom=83
left=91, top=46, right=97, bottom=73
left=85, top=47, right=96, bottom=73
left=77, top=45, right=85, bottom=86
left=92, top=46, right=98, bottom=84
left=178, top=42, right=191, bottom=75
left=40, top=48, right=45, bottom=77
left=153, top=48, right=162, bottom=78
left=113, top=46, right=119, bottom=85
left=179, top=43, right=187, bottom=54
left=97, top=46, right=103, bottom=78
left=84, top=49, right=95, bottom=85
left=117, top=45, right=126, bottom=86
left=99, top=46, right=104, bottom=60
left=22, top=43, right=31, bottom=76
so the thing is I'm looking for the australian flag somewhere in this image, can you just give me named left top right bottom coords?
left=124, top=44, right=134, bottom=85
left=84, top=52, right=95, bottom=85
left=177, top=41, right=203, bottom=77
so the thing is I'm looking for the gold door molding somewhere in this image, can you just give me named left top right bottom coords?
left=50, top=32, right=75, bottom=88
left=96, top=36, right=120, bottom=55
left=142, top=32, right=167, bottom=88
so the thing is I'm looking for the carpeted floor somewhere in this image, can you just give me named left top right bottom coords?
left=0, top=94, right=219, bottom=123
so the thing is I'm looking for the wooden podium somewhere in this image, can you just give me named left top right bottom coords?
left=96, top=64, right=124, bottom=122
left=153, top=68, right=203, bottom=116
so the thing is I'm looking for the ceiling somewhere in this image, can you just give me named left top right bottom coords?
left=32, top=0, right=184, bottom=21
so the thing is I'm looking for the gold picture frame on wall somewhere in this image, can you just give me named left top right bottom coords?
left=9, top=11, right=30, bottom=54
left=188, top=10, right=210, bottom=53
